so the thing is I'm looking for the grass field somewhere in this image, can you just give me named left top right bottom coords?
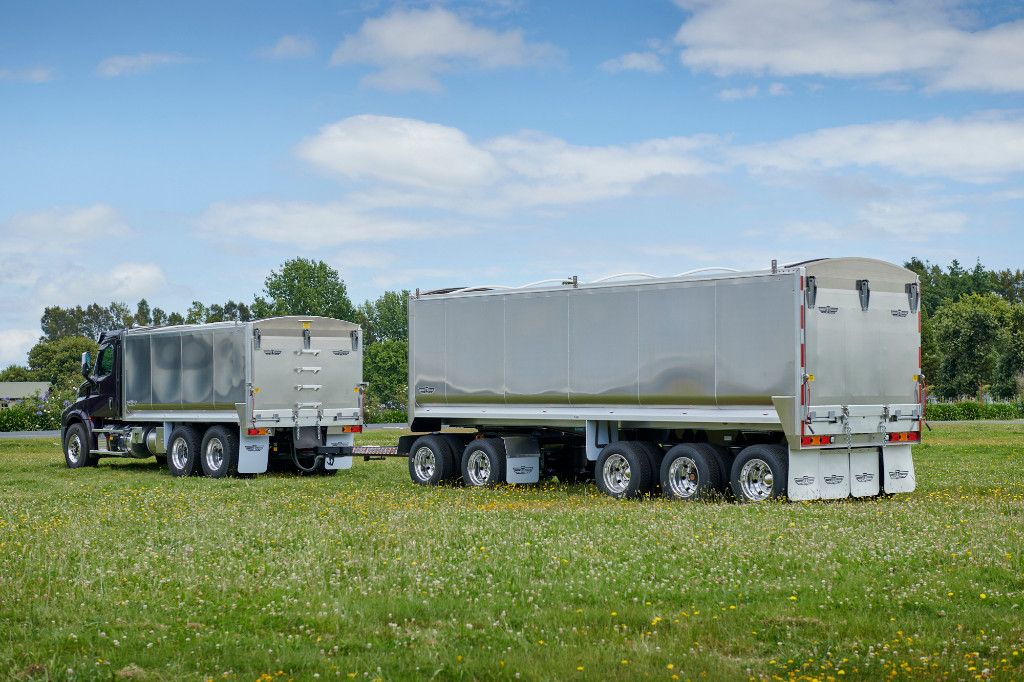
left=1, top=424, right=1023, bottom=681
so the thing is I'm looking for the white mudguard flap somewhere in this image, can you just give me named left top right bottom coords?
left=238, top=432, right=270, bottom=474
left=849, top=448, right=881, bottom=497
left=787, top=448, right=820, bottom=501
left=324, top=429, right=354, bottom=470
left=502, top=436, right=540, bottom=484
left=882, top=444, right=916, bottom=493
left=818, top=450, right=851, bottom=500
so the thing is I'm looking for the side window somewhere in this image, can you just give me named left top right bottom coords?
left=95, top=346, right=115, bottom=377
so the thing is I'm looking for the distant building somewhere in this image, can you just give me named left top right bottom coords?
left=0, top=382, right=51, bottom=407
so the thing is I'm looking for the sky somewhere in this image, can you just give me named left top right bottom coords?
left=2, top=0, right=1024, bottom=366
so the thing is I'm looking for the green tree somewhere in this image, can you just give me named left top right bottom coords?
left=26, top=336, right=99, bottom=386
left=932, top=294, right=1012, bottom=400
left=920, top=310, right=942, bottom=394
left=134, top=299, right=152, bottom=327
left=357, top=290, right=409, bottom=344
left=167, top=312, right=185, bottom=326
left=151, top=307, right=168, bottom=326
left=253, top=259, right=356, bottom=322
left=185, top=301, right=207, bottom=324
left=0, top=365, right=36, bottom=381
left=363, top=339, right=408, bottom=419
left=993, top=303, right=1024, bottom=399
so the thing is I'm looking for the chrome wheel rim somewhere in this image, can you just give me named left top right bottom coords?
left=466, top=449, right=491, bottom=486
left=204, top=437, right=224, bottom=472
left=67, top=432, right=82, bottom=464
left=413, top=446, right=436, bottom=481
left=170, top=437, right=190, bottom=470
left=668, top=456, right=699, bottom=498
left=740, top=458, right=774, bottom=501
left=602, top=453, right=631, bottom=495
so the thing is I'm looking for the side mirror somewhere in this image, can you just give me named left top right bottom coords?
left=81, top=351, right=92, bottom=379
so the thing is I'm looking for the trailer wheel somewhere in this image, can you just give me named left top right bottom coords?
left=167, top=425, right=202, bottom=477
left=461, top=438, right=507, bottom=487
left=200, top=425, right=239, bottom=478
left=730, top=444, right=787, bottom=502
left=638, top=442, right=664, bottom=494
left=63, top=423, right=97, bottom=469
left=595, top=442, right=652, bottom=499
left=408, top=434, right=458, bottom=486
left=697, top=443, right=734, bottom=494
left=660, top=443, right=722, bottom=500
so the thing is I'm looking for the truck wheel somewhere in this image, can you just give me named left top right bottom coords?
left=730, top=444, right=788, bottom=502
left=462, top=438, right=507, bottom=487
left=595, top=442, right=652, bottom=499
left=697, top=443, right=733, bottom=494
left=408, top=434, right=457, bottom=486
left=200, top=425, right=239, bottom=478
left=167, top=425, right=202, bottom=477
left=661, top=443, right=722, bottom=500
left=63, top=423, right=97, bottom=469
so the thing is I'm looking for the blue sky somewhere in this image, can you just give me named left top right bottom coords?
left=2, top=0, right=1024, bottom=365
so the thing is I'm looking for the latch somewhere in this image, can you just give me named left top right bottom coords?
left=856, top=279, right=870, bottom=311
left=294, top=367, right=322, bottom=374
left=295, top=384, right=322, bottom=391
left=805, top=276, right=817, bottom=308
left=906, top=282, right=920, bottom=313
left=350, top=330, right=360, bottom=352
left=253, top=328, right=262, bottom=350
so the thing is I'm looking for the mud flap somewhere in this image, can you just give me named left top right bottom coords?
left=503, top=436, right=540, bottom=484
left=818, top=450, right=851, bottom=500
left=324, top=431, right=354, bottom=470
left=849, top=447, right=880, bottom=497
left=238, top=433, right=270, bottom=474
left=787, top=448, right=820, bottom=501
left=882, top=444, right=916, bottom=493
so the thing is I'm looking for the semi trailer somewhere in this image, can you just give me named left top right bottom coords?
left=398, top=257, right=924, bottom=503
left=61, top=316, right=364, bottom=477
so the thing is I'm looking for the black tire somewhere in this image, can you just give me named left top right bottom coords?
left=154, top=455, right=167, bottom=467
left=200, top=425, right=239, bottom=478
left=637, top=442, right=664, bottom=494
left=63, top=423, right=97, bottom=469
left=660, top=443, right=722, bottom=500
left=167, top=425, right=202, bottom=477
left=730, top=444, right=788, bottom=502
left=595, top=441, right=652, bottom=499
left=461, top=438, right=507, bottom=487
left=697, top=443, right=734, bottom=494
left=407, top=434, right=458, bottom=486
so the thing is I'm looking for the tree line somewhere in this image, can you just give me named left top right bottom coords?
left=3, top=257, right=1022, bottom=420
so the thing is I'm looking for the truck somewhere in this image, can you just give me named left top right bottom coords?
left=397, top=257, right=924, bottom=503
left=61, top=316, right=364, bottom=477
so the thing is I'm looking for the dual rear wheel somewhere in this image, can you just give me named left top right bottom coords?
left=166, top=424, right=239, bottom=478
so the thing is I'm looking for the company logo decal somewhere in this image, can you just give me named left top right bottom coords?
left=855, top=472, right=874, bottom=482
left=263, top=349, right=282, bottom=355
left=794, top=475, right=815, bottom=486
left=891, top=309, right=910, bottom=318
left=818, top=306, right=839, bottom=315
left=244, top=444, right=264, bottom=452
left=513, top=465, right=534, bottom=475
left=823, top=474, right=845, bottom=485
left=417, top=386, right=436, bottom=395
left=332, top=350, right=350, bottom=356
left=889, top=469, right=909, bottom=480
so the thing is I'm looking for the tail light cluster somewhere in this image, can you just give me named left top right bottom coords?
left=886, top=431, right=920, bottom=443
left=800, top=435, right=835, bottom=447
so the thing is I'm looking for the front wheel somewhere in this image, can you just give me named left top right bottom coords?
left=730, top=444, right=788, bottom=502
left=63, top=423, right=97, bottom=469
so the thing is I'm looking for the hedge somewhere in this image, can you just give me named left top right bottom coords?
left=926, top=401, right=1024, bottom=421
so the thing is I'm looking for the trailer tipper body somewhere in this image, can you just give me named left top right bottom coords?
left=401, top=258, right=923, bottom=502
left=61, top=316, right=364, bottom=477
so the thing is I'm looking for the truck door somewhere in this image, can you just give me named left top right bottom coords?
left=86, top=339, right=121, bottom=418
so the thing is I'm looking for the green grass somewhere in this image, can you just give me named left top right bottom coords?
left=1, top=424, right=1023, bottom=681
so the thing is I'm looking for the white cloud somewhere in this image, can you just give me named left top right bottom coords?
left=330, top=7, right=558, bottom=91
left=297, top=114, right=719, bottom=211
left=718, top=85, right=758, bottom=100
left=3, top=204, right=130, bottom=254
left=0, top=66, right=54, bottom=83
left=767, top=82, right=789, bottom=96
left=296, top=116, right=500, bottom=190
left=260, top=35, right=316, bottom=60
left=600, top=51, right=664, bottom=74
left=97, top=53, right=192, bottom=78
left=0, top=329, right=40, bottom=368
left=196, top=201, right=460, bottom=244
left=735, top=114, right=1024, bottom=182
left=674, top=0, right=1024, bottom=91
left=33, top=263, right=167, bottom=308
